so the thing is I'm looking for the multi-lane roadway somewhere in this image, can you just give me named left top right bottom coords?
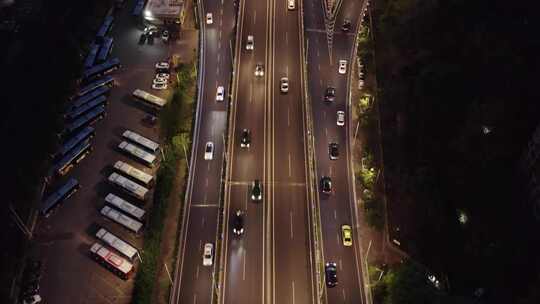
left=172, top=0, right=367, bottom=303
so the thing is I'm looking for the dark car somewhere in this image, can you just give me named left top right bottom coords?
left=251, top=179, right=262, bottom=201
left=138, top=33, right=147, bottom=45
left=241, top=129, right=251, bottom=148
left=324, top=86, right=336, bottom=102
left=325, top=262, right=338, bottom=287
left=329, top=143, right=339, bottom=160
left=232, top=210, right=244, bottom=235
left=321, top=176, right=332, bottom=194
left=342, top=19, right=351, bottom=32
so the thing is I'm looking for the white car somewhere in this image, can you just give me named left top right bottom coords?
left=338, top=60, right=347, bottom=74
left=155, top=62, right=170, bottom=70
left=288, top=0, right=296, bottom=10
left=23, top=295, right=42, bottom=304
left=255, top=64, right=264, bottom=77
left=216, top=86, right=225, bottom=101
left=206, top=13, right=213, bottom=24
left=204, top=142, right=214, bottom=160
left=162, top=30, right=169, bottom=42
left=246, top=35, right=254, bottom=50
left=280, top=77, right=289, bottom=93
left=157, top=73, right=170, bottom=79
left=202, top=243, right=214, bottom=266
left=153, top=77, right=167, bottom=85
left=152, top=82, right=167, bottom=90
left=337, top=111, right=345, bottom=126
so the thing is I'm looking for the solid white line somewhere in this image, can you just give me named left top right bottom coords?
left=218, top=41, right=221, bottom=49
left=292, top=280, right=296, bottom=304
left=337, top=232, right=340, bottom=245
left=342, top=289, right=347, bottom=301
left=285, top=32, right=288, bottom=45
left=250, top=82, right=253, bottom=103
left=339, top=259, right=343, bottom=271
left=193, top=293, right=197, bottom=304
left=196, top=265, right=200, bottom=279
left=199, top=240, right=202, bottom=248
left=243, top=250, right=246, bottom=281
left=205, top=178, right=209, bottom=187
left=290, top=211, right=294, bottom=239
left=254, top=11, right=257, bottom=25
left=287, top=106, right=290, bottom=126
left=325, top=127, right=328, bottom=137
left=334, top=209, right=337, bottom=220
left=288, top=153, right=292, bottom=177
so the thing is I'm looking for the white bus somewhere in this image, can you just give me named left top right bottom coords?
left=118, top=141, right=157, bottom=167
left=132, top=89, right=167, bottom=109
left=113, top=161, right=154, bottom=187
left=105, top=193, right=146, bottom=221
left=122, top=130, right=160, bottom=154
left=107, top=172, right=148, bottom=201
left=100, top=206, right=143, bottom=234
left=95, top=228, right=138, bottom=261
left=90, top=242, right=134, bottom=280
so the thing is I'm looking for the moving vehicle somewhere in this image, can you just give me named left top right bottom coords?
left=338, top=60, right=347, bottom=74
left=341, top=225, right=353, bottom=246
left=95, top=228, right=139, bottom=261
left=204, top=142, right=214, bottom=160
left=113, top=161, right=154, bottom=187
left=246, top=35, right=254, bottom=50
left=203, top=243, right=214, bottom=266
left=152, top=82, right=167, bottom=90
left=287, top=0, right=295, bottom=10
left=251, top=179, right=262, bottom=201
left=216, top=86, right=225, bottom=101
left=89, top=243, right=134, bottom=280
left=240, top=129, right=251, bottom=148
left=105, top=193, right=146, bottom=221
left=206, top=13, right=213, bottom=24
left=100, top=206, right=143, bottom=234
left=232, top=210, right=244, bottom=235
left=337, top=111, right=345, bottom=126
left=324, top=86, right=335, bottom=102
left=255, top=63, right=264, bottom=77
left=329, top=143, right=339, bottom=160
left=41, top=178, right=80, bottom=217
left=107, top=172, right=149, bottom=201
left=280, top=77, right=289, bottom=93
left=122, top=129, right=160, bottom=153
left=132, top=89, right=167, bottom=109
left=325, top=262, right=338, bottom=287
left=342, top=19, right=351, bottom=32
left=320, top=176, right=332, bottom=194
left=118, top=141, right=157, bottom=167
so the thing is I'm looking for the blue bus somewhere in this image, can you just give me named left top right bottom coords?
left=68, top=86, right=110, bottom=112
left=52, top=126, right=95, bottom=160
left=65, top=95, right=107, bottom=121
left=96, top=37, right=114, bottom=63
left=49, top=140, right=93, bottom=177
left=41, top=178, right=80, bottom=217
left=96, top=15, right=114, bottom=43
left=132, top=0, right=145, bottom=17
left=82, top=58, right=120, bottom=82
left=64, top=107, right=106, bottom=135
left=77, top=75, right=114, bottom=97
left=84, top=43, right=100, bottom=69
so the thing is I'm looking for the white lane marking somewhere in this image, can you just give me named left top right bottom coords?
left=334, top=209, right=337, bottom=220
left=330, top=165, right=333, bottom=175
left=243, top=250, right=247, bottom=280
left=342, top=289, right=346, bottom=301
left=325, top=127, right=328, bottom=137
left=218, top=41, right=221, bottom=49
left=217, top=66, right=220, bottom=76
left=339, top=259, right=343, bottom=271
left=320, top=79, right=322, bottom=86
left=219, top=29, right=222, bottom=40
left=204, top=191, right=208, bottom=203
left=286, top=32, right=288, bottom=45
left=292, top=280, right=296, bottom=304
left=199, top=240, right=202, bottom=248
left=250, top=82, right=253, bottom=103
left=287, top=106, right=290, bottom=126
left=193, top=293, right=197, bottom=304
left=196, top=265, right=200, bottom=279
left=254, top=11, right=257, bottom=24
left=317, top=49, right=320, bottom=57
left=207, top=162, right=211, bottom=171
left=288, top=153, right=292, bottom=177
left=337, top=231, right=340, bottom=245
left=205, top=178, right=209, bottom=187
left=218, top=53, right=221, bottom=64
left=323, top=111, right=326, bottom=119
left=290, top=211, right=294, bottom=239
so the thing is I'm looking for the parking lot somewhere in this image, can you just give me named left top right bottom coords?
left=30, top=3, right=197, bottom=303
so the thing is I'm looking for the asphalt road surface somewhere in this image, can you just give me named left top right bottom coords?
left=305, top=0, right=367, bottom=303
left=221, top=0, right=315, bottom=303
left=170, top=0, right=235, bottom=302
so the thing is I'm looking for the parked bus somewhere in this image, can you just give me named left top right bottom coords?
left=68, top=86, right=110, bottom=112
left=132, top=89, right=167, bottom=109
left=65, top=95, right=107, bottom=121
left=64, top=107, right=106, bottom=135
left=50, top=140, right=93, bottom=177
left=96, top=15, right=114, bottom=43
left=118, top=141, right=157, bottom=167
left=90, top=242, right=134, bottom=280
left=82, top=58, right=120, bottom=81
left=100, top=206, right=143, bottom=234
left=84, top=43, right=100, bottom=69
left=105, top=193, right=146, bottom=221
left=95, top=228, right=138, bottom=261
left=132, top=0, right=145, bottom=16
left=41, top=178, right=80, bottom=217
left=122, top=130, right=160, bottom=154
left=113, top=161, right=154, bottom=187
left=107, top=172, right=148, bottom=201
left=77, top=75, right=114, bottom=97
left=96, top=37, right=114, bottom=63
left=52, top=126, right=95, bottom=160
